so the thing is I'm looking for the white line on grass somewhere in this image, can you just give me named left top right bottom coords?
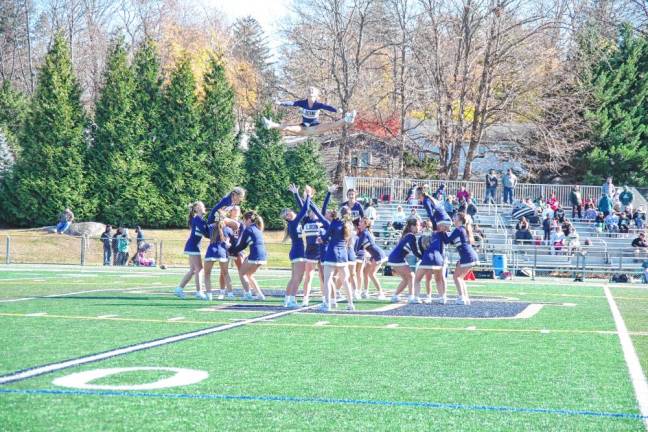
left=0, top=285, right=175, bottom=303
left=24, top=312, right=47, bottom=317
left=385, top=323, right=399, bottom=328
left=314, top=321, right=329, bottom=326
left=97, top=315, right=118, bottom=319
left=167, top=317, right=185, bottom=322
left=0, top=306, right=310, bottom=385
left=603, top=284, right=648, bottom=430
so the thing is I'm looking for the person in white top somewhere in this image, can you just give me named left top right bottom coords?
left=392, top=205, right=406, bottom=230
left=550, top=226, right=565, bottom=255
left=364, top=199, right=378, bottom=223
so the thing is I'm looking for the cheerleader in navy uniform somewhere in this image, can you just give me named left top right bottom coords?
left=339, top=206, right=360, bottom=301
left=353, top=233, right=365, bottom=299
left=227, top=205, right=245, bottom=295
left=388, top=218, right=422, bottom=303
left=230, top=211, right=267, bottom=301
left=357, top=217, right=387, bottom=300
left=318, top=208, right=355, bottom=312
left=416, top=185, right=452, bottom=230
left=282, top=185, right=312, bottom=308
left=262, top=87, right=356, bottom=136
left=175, top=202, right=209, bottom=299
left=446, top=212, right=479, bottom=305
left=203, top=213, right=235, bottom=301
left=342, top=188, right=364, bottom=221
left=413, top=223, right=450, bottom=304
left=301, top=185, right=334, bottom=306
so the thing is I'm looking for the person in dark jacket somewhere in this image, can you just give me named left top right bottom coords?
left=484, top=170, right=498, bottom=204
left=569, top=185, right=583, bottom=219
left=101, top=225, right=112, bottom=266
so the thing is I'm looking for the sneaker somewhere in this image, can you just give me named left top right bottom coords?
left=287, top=299, right=299, bottom=308
left=318, top=303, right=330, bottom=312
left=242, top=292, right=254, bottom=301
left=436, top=296, right=448, bottom=305
left=346, top=304, right=356, bottom=311
left=217, top=292, right=225, bottom=300
left=254, top=294, right=266, bottom=301
left=301, top=300, right=310, bottom=307
left=344, top=110, right=357, bottom=124
left=463, top=297, right=471, bottom=305
left=226, top=292, right=235, bottom=299
left=331, top=299, right=338, bottom=309
left=174, top=287, right=185, bottom=299
left=455, top=296, right=466, bottom=305
left=353, top=291, right=361, bottom=300
left=195, top=291, right=207, bottom=300
left=377, top=293, right=387, bottom=301
left=206, top=292, right=213, bottom=301
left=422, top=296, right=432, bottom=304
left=408, top=295, right=422, bottom=304
left=390, top=294, right=400, bottom=303
left=361, top=291, right=369, bottom=299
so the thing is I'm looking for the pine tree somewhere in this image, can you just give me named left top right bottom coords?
left=284, top=139, right=329, bottom=205
left=0, top=33, right=90, bottom=226
left=244, top=114, right=291, bottom=229
left=132, top=39, right=163, bottom=153
left=155, top=57, right=212, bottom=227
left=90, top=38, right=162, bottom=227
left=584, top=25, right=648, bottom=186
left=201, top=55, right=243, bottom=203
left=0, top=80, right=29, bottom=152
left=0, top=127, right=15, bottom=179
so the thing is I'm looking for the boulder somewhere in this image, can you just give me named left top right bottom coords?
left=42, top=222, right=107, bottom=237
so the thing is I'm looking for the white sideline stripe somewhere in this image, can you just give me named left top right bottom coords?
left=603, top=285, right=648, bottom=430
left=466, top=326, right=477, bottom=331
left=167, top=317, right=185, bottom=322
left=540, top=329, right=550, bottom=334
left=386, top=324, right=399, bottom=328
left=372, top=303, right=405, bottom=312
left=0, top=306, right=308, bottom=385
left=0, top=286, right=173, bottom=303
left=97, top=315, right=118, bottom=319
left=514, top=304, right=544, bottom=319
left=24, top=312, right=47, bottom=317
left=314, top=321, right=329, bottom=326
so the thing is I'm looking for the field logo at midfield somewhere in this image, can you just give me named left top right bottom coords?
left=52, top=367, right=208, bottom=391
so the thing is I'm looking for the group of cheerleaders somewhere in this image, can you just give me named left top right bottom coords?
left=174, top=184, right=479, bottom=312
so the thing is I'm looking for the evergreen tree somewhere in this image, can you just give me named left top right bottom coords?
left=584, top=25, right=648, bottom=186
left=132, top=39, right=163, bottom=153
left=0, top=33, right=90, bottom=226
left=201, top=55, right=243, bottom=203
left=155, top=57, right=212, bottom=226
left=0, top=127, right=15, bottom=179
left=90, top=38, right=161, bottom=226
left=284, top=139, right=329, bottom=205
left=0, top=80, right=29, bottom=153
left=244, top=114, right=291, bottom=229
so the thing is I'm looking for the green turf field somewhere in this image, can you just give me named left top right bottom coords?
left=0, top=265, right=646, bottom=431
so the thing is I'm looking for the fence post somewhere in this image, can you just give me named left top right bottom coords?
left=159, top=240, right=164, bottom=267
left=5, top=236, right=10, bottom=264
left=532, top=243, right=537, bottom=281
left=80, top=236, right=86, bottom=266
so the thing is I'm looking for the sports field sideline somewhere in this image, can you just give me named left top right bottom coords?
left=0, top=265, right=647, bottom=431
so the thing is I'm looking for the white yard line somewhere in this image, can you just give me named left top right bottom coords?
left=603, top=284, right=648, bottom=430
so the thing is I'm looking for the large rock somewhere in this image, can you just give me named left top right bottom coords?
left=43, top=222, right=107, bottom=237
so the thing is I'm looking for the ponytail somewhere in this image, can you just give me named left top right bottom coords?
left=456, top=212, right=474, bottom=245
left=209, top=212, right=225, bottom=244
left=244, top=210, right=265, bottom=232
left=188, top=203, right=196, bottom=228
left=402, top=218, right=418, bottom=237
left=361, top=217, right=373, bottom=233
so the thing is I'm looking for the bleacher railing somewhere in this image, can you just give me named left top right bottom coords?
left=344, top=176, right=648, bottom=208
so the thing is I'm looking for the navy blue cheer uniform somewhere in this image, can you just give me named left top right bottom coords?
left=387, top=233, right=421, bottom=267
left=446, top=226, right=478, bottom=267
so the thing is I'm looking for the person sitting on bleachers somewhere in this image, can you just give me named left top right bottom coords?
left=618, top=212, right=631, bottom=234
left=584, top=204, right=598, bottom=220
left=632, top=232, right=648, bottom=257
left=547, top=191, right=559, bottom=212
left=550, top=226, right=565, bottom=255
left=562, top=221, right=580, bottom=255
left=594, top=212, right=605, bottom=234
left=409, top=207, right=422, bottom=222
left=604, top=212, right=619, bottom=233
left=444, top=195, right=457, bottom=218
left=392, top=205, right=407, bottom=230
left=514, top=219, right=534, bottom=245
left=457, top=185, right=471, bottom=203
left=598, top=194, right=614, bottom=216
left=633, top=206, right=646, bottom=229
left=554, top=205, right=565, bottom=223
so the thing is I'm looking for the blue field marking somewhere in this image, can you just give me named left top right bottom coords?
left=0, top=388, right=646, bottom=421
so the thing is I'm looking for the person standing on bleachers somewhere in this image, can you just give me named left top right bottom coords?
left=570, top=186, right=583, bottom=219
left=502, top=168, right=517, bottom=205
left=542, top=214, right=552, bottom=245
left=484, top=169, right=498, bottom=204
left=602, top=177, right=616, bottom=199
left=598, top=194, right=613, bottom=216
left=619, top=186, right=633, bottom=211
left=406, top=183, right=417, bottom=205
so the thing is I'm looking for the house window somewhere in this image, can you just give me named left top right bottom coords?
left=359, top=151, right=370, bottom=168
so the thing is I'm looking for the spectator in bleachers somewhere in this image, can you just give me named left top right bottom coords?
left=542, top=214, right=552, bottom=245
left=602, top=177, right=616, bottom=198
left=466, top=200, right=478, bottom=218
left=406, top=183, right=417, bottom=205
left=563, top=223, right=580, bottom=255
left=554, top=205, right=565, bottom=223
left=604, top=212, right=619, bottom=233
left=101, top=225, right=112, bottom=266
left=409, top=207, right=422, bottom=222
left=619, top=186, right=633, bottom=210
left=547, top=191, right=559, bottom=212
left=392, top=205, right=407, bottom=230
left=551, top=226, right=565, bottom=255
left=444, top=195, right=457, bottom=218
left=502, top=168, right=518, bottom=204
left=484, top=169, right=498, bottom=204
left=457, top=185, right=470, bottom=203
left=594, top=212, right=605, bottom=234
left=541, top=203, right=554, bottom=221
left=634, top=206, right=646, bottom=229
left=632, top=232, right=647, bottom=257
left=642, top=260, right=648, bottom=283
left=598, top=194, right=613, bottom=216
left=364, top=199, right=378, bottom=223
left=584, top=204, right=597, bottom=220
left=435, top=183, right=446, bottom=200
left=618, top=212, right=631, bottom=234
left=515, top=216, right=529, bottom=231
left=570, top=185, right=583, bottom=219
left=514, top=219, right=533, bottom=244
